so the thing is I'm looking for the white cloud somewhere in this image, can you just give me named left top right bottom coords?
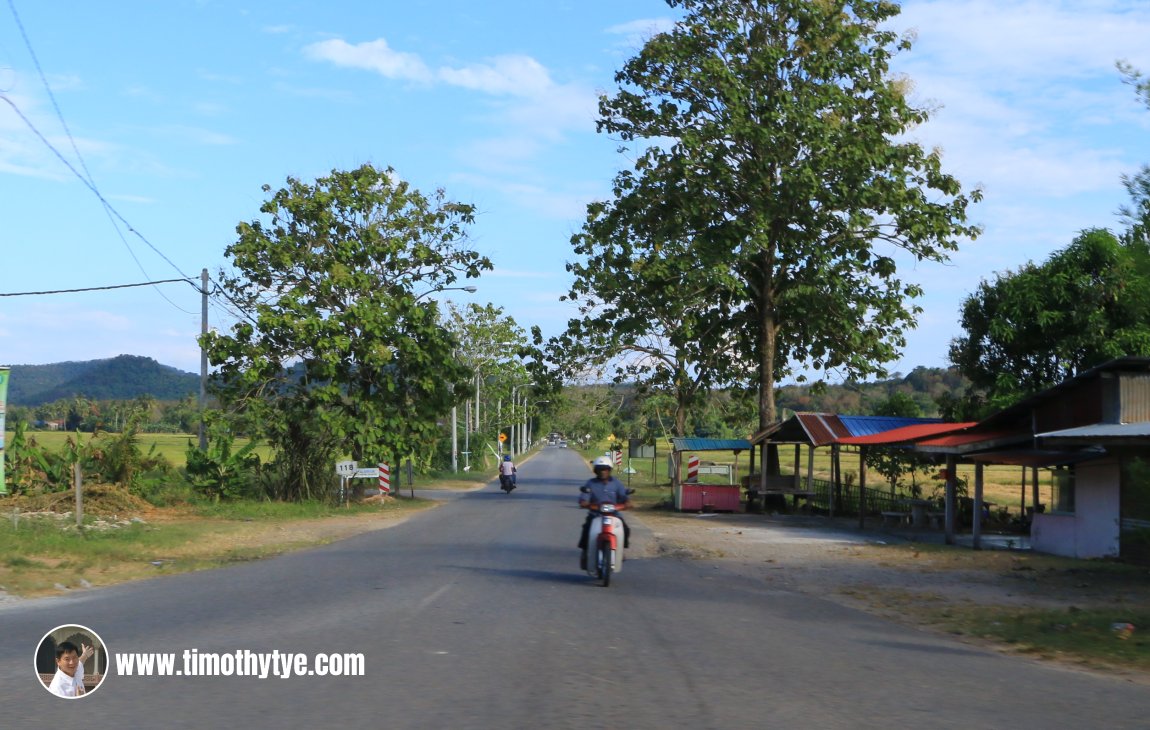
left=302, top=35, right=602, bottom=203
left=303, top=38, right=433, bottom=82
left=605, top=17, right=677, bottom=49
left=897, top=1, right=1150, bottom=81
left=438, top=55, right=552, bottom=97
left=451, top=171, right=595, bottom=220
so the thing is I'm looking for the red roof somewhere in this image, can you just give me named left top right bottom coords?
left=835, top=422, right=977, bottom=446
left=914, top=429, right=1019, bottom=448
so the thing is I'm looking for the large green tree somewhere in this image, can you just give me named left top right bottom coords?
left=579, top=0, right=981, bottom=433
left=559, top=210, right=746, bottom=436
left=949, top=228, right=1150, bottom=406
left=203, top=165, right=490, bottom=497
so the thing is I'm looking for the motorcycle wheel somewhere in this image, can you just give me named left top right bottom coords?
left=598, top=546, right=611, bottom=587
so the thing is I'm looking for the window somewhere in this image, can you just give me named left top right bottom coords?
left=1052, top=466, right=1076, bottom=513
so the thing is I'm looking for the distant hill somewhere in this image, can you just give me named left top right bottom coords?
left=4, top=355, right=199, bottom=406
left=776, top=366, right=970, bottom=417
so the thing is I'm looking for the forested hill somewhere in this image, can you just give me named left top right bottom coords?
left=776, top=366, right=970, bottom=417
left=4, top=355, right=198, bottom=406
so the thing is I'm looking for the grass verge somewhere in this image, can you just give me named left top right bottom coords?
left=0, top=496, right=432, bottom=598
left=936, top=604, right=1150, bottom=671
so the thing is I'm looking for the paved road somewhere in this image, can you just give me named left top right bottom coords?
left=2, top=446, right=1149, bottom=728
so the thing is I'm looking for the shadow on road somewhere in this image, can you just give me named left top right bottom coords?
left=859, top=639, right=987, bottom=657
left=462, top=488, right=578, bottom=503
left=445, top=564, right=591, bottom=585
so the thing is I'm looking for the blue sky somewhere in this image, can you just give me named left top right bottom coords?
left=1, top=1, right=1148, bottom=383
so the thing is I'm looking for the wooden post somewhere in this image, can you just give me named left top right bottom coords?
left=74, top=462, right=83, bottom=527
left=1031, top=466, right=1040, bottom=516
left=806, top=443, right=815, bottom=495
left=858, top=447, right=867, bottom=529
left=944, top=454, right=957, bottom=545
left=972, top=463, right=984, bottom=550
left=829, top=445, right=840, bottom=518
left=1020, top=466, right=1026, bottom=520
left=792, top=444, right=800, bottom=489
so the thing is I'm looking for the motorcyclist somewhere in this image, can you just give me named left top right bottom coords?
left=499, top=454, right=517, bottom=488
left=578, top=456, right=630, bottom=568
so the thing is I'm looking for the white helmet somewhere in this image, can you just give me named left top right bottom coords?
left=592, top=456, right=613, bottom=472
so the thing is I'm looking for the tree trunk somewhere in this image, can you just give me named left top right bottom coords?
left=758, top=249, right=778, bottom=430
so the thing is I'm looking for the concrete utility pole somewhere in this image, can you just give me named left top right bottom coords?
left=199, top=268, right=209, bottom=451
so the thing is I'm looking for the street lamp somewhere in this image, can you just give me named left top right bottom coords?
left=509, top=382, right=531, bottom=458
left=527, top=399, right=550, bottom=451
left=443, top=286, right=478, bottom=473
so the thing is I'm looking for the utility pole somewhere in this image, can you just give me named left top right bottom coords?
left=199, top=268, right=209, bottom=451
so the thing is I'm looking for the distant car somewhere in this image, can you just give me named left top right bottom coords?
left=558, top=440, right=568, bottom=448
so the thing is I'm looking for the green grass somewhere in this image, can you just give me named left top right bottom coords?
left=940, top=605, right=1150, bottom=669
left=20, top=430, right=272, bottom=468
left=0, top=496, right=434, bottom=596
left=187, top=497, right=427, bottom=520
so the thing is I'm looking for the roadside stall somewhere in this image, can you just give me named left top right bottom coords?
left=669, top=437, right=750, bottom=512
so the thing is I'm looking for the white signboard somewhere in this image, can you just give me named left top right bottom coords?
left=353, top=467, right=380, bottom=479
left=335, top=460, right=358, bottom=476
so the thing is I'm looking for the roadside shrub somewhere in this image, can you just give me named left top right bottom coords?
left=184, top=425, right=262, bottom=502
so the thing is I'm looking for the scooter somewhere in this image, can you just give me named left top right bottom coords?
left=583, top=502, right=624, bottom=586
left=499, top=474, right=516, bottom=493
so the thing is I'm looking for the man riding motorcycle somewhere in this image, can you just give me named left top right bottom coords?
left=578, top=456, right=630, bottom=569
left=499, top=454, right=517, bottom=491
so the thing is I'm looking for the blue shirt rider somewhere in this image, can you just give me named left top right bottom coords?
left=578, top=456, right=631, bottom=563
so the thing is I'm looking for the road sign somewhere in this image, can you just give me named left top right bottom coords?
left=498, top=433, right=507, bottom=443
left=335, top=460, right=358, bottom=476
left=379, top=462, right=391, bottom=493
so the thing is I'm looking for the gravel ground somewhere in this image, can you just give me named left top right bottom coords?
left=636, top=509, right=1150, bottom=680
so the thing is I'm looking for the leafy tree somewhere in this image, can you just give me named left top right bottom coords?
left=559, top=190, right=746, bottom=436
left=1119, top=62, right=1150, bottom=247
left=584, top=0, right=981, bottom=434
left=949, top=228, right=1150, bottom=405
left=872, top=391, right=921, bottom=418
left=202, top=165, right=490, bottom=497
left=442, top=302, right=533, bottom=447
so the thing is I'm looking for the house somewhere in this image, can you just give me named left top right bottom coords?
left=899, top=357, right=1150, bottom=559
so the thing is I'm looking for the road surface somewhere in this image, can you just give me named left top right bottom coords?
left=2, top=446, right=1148, bottom=728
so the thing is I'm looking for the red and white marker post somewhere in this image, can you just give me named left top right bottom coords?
left=686, top=454, right=700, bottom=483
left=378, top=462, right=391, bottom=494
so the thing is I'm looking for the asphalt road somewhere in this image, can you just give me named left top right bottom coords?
left=2, top=446, right=1149, bottom=729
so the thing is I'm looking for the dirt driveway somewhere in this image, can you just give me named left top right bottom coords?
left=637, top=510, right=1150, bottom=679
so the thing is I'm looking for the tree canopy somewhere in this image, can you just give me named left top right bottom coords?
left=202, top=164, right=490, bottom=497
left=950, top=228, right=1150, bottom=405
left=573, top=0, right=981, bottom=431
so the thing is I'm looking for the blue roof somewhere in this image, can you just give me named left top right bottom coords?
left=671, top=437, right=752, bottom=452
left=837, top=415, right=942, bottom=437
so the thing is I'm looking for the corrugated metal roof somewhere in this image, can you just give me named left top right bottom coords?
left=836, top=422, right=977, bottom=446
left=751, top=413, right=949, bottom=447
left=796, top=412, right=850, bottom=446
left=913, top=429, right=1024, bottom=451
left=838, top=415, right=943, bottom=437
left=1038, top=422, right=1150, bottom=440
left=670, top=437, right=752, bottom=453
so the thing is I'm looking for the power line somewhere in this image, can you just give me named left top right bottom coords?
left=0, top=94, right=198, bottom=315
left=3, top=1, right=195, bottom=314
left=0, top=277, right=196, bottom=297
